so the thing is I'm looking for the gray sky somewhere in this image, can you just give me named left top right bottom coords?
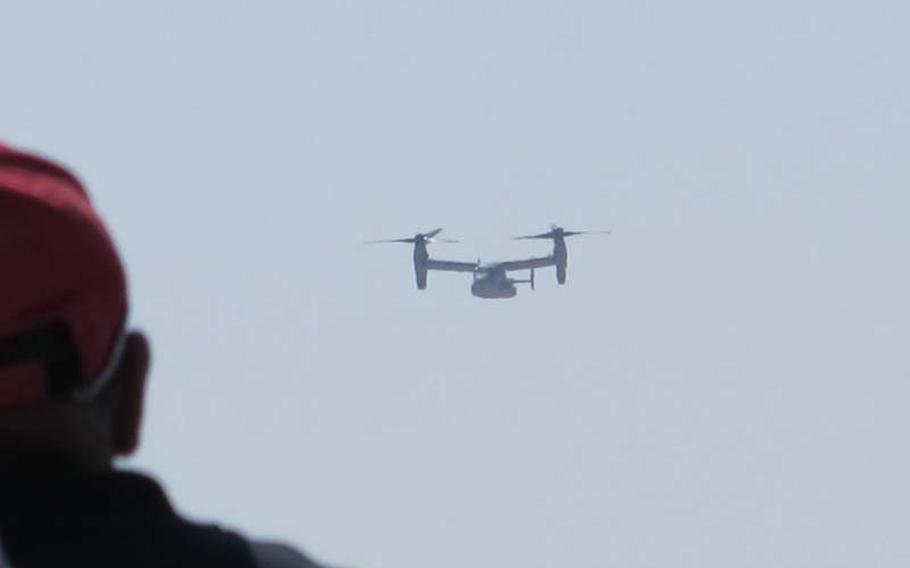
left=3, top=1, right=909, bottom=567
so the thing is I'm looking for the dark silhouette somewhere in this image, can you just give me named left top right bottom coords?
left=369, top=225, right=608, bottom=298
left=0, top=142, right=327, bottom=568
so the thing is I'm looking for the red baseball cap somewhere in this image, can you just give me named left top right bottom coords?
left=0, top=142, right=127, bottom=410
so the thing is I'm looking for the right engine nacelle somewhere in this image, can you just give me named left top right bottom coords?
left=556, top=263, right=566, bottom=285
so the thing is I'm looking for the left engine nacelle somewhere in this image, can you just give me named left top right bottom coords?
left=414, top=263, right=428, bottom=289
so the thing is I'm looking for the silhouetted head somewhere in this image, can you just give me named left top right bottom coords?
left=0, top=143, right=150, bottom=471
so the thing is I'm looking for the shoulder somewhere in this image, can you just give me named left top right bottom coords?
left=249, top=540, right=330, bottom=568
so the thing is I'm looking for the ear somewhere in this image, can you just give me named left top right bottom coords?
left=112, top=331, right=150, bottom=456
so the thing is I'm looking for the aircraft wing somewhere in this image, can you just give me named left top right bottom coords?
left=498, top=256, right=555, bottom=272
left=426, top=259, right=479, bottom=272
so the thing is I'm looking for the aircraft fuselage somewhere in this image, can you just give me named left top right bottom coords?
left=470, top=266, right=524, bottom=299
left=471, top=275, right=518, bottom=299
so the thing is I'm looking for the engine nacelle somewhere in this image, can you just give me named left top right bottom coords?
left=414, top=264, right=428, bottom=289
left=413, top=240, right=429, bottom=290
left=554, top=237, right=568, bottom=285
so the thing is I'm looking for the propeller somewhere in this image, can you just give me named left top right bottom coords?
left=513, top=224, right=610, bottom=240
left=367, top=228, right=458, bottom=244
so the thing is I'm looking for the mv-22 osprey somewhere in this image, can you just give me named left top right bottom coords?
left=370, top=226, right=607, bottom=299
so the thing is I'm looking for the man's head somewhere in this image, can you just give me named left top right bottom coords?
left=0, top=142, right=149, bottom=469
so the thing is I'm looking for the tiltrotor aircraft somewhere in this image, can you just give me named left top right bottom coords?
left=370, top=226, right=606, bottom=299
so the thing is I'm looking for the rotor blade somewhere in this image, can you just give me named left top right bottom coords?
left=429, top=237, right=459, bottom=244
left=562, top=230, right=611, bottom=237
left=514, top=227, right=610, bottom=239
left=513, top=231, right=555, bottom=240
left=424, top=228, right=444, bottom=239
left=365, top=237, right=417, bottom=244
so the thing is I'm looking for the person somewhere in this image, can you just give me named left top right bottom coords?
left=0, top=142, right=327, bottom=568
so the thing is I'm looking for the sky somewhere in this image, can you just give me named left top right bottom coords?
left=2, top=1, right=909, bottom=567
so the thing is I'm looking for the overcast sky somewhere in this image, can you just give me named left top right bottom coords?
left=2, top=2, right=909, bottom=567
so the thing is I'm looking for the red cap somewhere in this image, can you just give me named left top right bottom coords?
left=0, top=142, right=127, bottom=410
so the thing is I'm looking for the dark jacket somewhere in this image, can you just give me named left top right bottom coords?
left=0, top=467, right=321, bottom=568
